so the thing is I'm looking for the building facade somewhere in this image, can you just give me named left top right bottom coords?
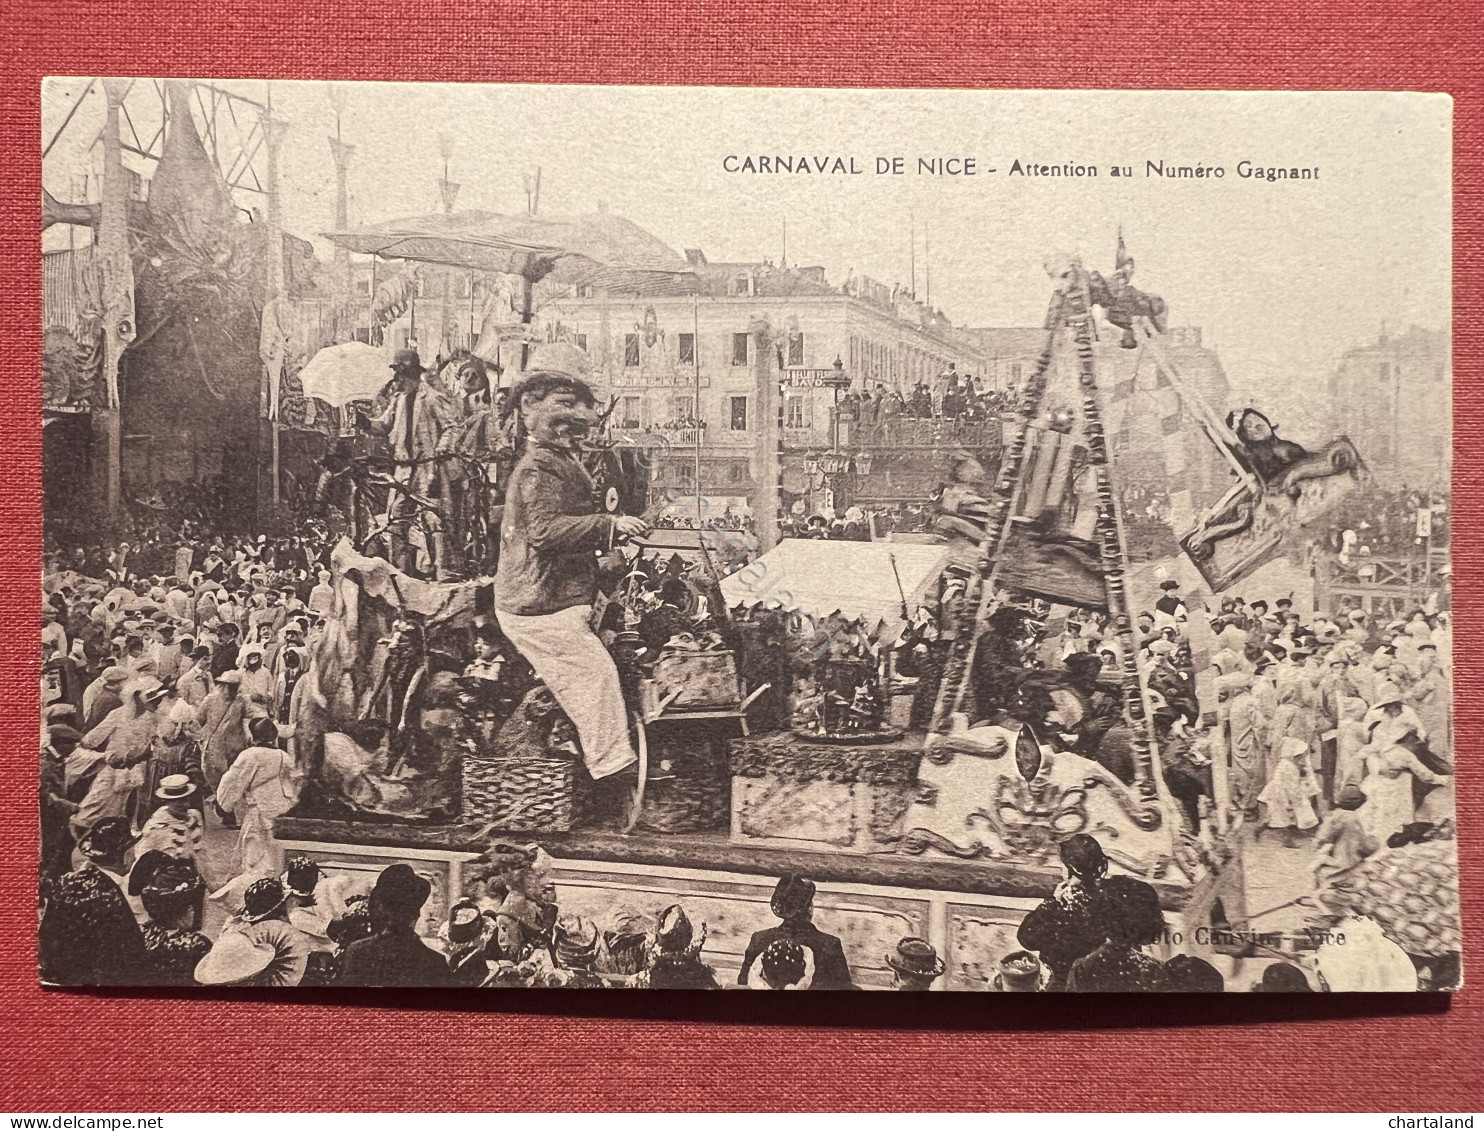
left=530, top=252, right=994, bottom=510
left=1327, top=326, right=1450, bottom=490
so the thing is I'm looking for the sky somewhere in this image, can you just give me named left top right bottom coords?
left=42, top=81, right=1451, bottom=426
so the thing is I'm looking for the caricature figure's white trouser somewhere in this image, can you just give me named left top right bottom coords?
left=496, top=604, right=638, bottom=780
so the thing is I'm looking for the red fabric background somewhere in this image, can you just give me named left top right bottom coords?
left=2, top=2, right=1481, bottom=1111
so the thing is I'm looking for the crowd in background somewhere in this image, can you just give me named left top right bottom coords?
left=836, top=368, right=1017, bottom=427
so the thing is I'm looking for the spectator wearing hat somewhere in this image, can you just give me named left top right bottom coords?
left=1058, top=652, right=1123, bottom=765
left=41, top=723, right=84, bottom=882
left=336, top=864, right=453, bottom=987
left=135, top=774, right=205, bottom=866
left=1310, top=785, right=1378, bottom=881
left=215, top=716, right=303, bottom=880
left=307, top=569, right=336, bottom=619
left=130, top=851, right=210, bottom=987
left=356, top=347, right=461, bottom=578
left=198, top=877, right=310, bottom=988
left=1153, top=579, right=1186, bottom=632
left=550, top=915, right=607, bottom=988
left=177, top=646, right=214, bottom=708
left=197, top=668, right=249, bottom=808
left=1356, top=713, right=1451, bottom=844
left=208, top=621, right=241, bottom=680
left=273, top=647, right=307, bottom=726
left=887, top=936, right=946, bottom=991
left=1363, top=683, right=1427, bottom=751
left=738, top=874, right=856, bottom=990
left=81, top=664, right=128, bottom=731
left=1258, top=737, right=1321, bottom=845
left=1408, top=642, right=1451, bottom=757
left=72, top=678, right=169, bottom=840
left=39, top=816, right=147, bottom=985
left=147, top=693, right=206, bottom=805
left=440, top=900, right=498, bottom=987
left=756, top=939, right=809, bottom=990
left=152, top=624, right=186, bottom=685
left=248, top=588, right=288, bottom=643
left=641, top=904, right=719, bottom=990
left=281, top=855, right=351, bottom=951
left=237, top=643, right=274, bottom=711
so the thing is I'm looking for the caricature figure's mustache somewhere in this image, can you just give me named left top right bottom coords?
left=551, top=409, right=594, bottom=435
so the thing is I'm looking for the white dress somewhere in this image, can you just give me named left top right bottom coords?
left=1358, top=746, right=1448, bottom=843
left=1258, top=750, right=1319, bottom=830
left=215, top=744, right=302, bottom=878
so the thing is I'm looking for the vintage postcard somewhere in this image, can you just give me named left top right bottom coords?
left=38, top=81, right=1457, bottom=993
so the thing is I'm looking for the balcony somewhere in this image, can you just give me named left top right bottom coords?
left=820, top=413, right=1007, bottom=452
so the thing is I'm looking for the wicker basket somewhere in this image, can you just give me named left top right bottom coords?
left=632, top=737, right=731, bottom=834
left=463, top=748, right=577, bottom=832
left=652, top=649, right=740, bottom=709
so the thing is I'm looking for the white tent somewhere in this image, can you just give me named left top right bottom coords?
left=721, top=539, right=954, bottom=642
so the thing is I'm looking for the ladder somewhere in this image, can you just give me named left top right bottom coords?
left=928, top=262, right=1165, bottom=830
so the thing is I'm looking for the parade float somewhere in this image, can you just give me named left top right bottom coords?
left=274, top=245, right=1370, bottom=989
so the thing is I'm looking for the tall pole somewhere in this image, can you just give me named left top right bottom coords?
left=263, top=103, right=289, bottom=509
left=98, top=78, right=137, bottom=520
left=909, top=210, right=916, bottom=300
left=327, top=99, right=355, bottom=348
left=367, top=255, right=378, bottom=344
left=327, top=85, right=353, bottom=263
left=751, top=316, right=780, bottom=553
left=693, top=292, right=702, bottom=491
left=436, top=136, right=459, bottom=358
left=925, top=224, right=931, bottom=309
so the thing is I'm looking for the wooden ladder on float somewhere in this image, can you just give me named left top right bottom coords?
left=927, top=264, right=1166, bottom=829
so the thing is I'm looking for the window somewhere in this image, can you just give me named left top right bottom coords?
left=355, top=277, right=371, bottom=297
left=1010, top=362, right=1023, bottom=382
left=624, top=334, right=640, bottom=367
left=732, top=275, right=751, bottom=296
left=679, top=333, right=695, bottom=365
left=673, top=395, right=695, bottom=420
left=732, top=333, right=749, bottom=366
left=620, top=396, right=642, bottom=429
left=728, top=461, right=747, bottom=483
left=574, top=333, right=588, bottom=352
left=786, top=395, right=807, bottom=429
left=787, top=332, right=805, bottom=367
left=729, top=396, right=748, bottom=431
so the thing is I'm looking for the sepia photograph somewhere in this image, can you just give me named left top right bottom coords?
left=36, top=80, right=1458, bottom=994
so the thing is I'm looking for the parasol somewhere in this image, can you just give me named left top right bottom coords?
left=322, top=210, right=698, bottom=296
left=297, top=341, right=395, bottom=408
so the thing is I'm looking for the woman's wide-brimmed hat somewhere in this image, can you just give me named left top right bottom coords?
left=194, top=931, right=275, bottom=987
left=281, top=855, right=320, bottom=898
left=242, top=877, right=289, bottom=923
left=441, top=900, right=496, bottom=949
left=885, top=936, right=945, bottom=978
left=77, top=817, right=137, bottom=861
